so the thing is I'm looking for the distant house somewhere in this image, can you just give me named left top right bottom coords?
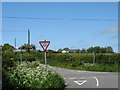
left=62, top=50, right=69, bottom=53
left=69, top=49, right=79, bottom=53
left=62, top=49, right=79, bottom=53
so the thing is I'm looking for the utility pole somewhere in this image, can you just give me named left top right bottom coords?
left=93, top=54, right=95, bottom=64
left=20, top=49, right=22, bottom=64
left=15, top=38, right=16, bottom=49
left=28, top=29, right=30, bottom=52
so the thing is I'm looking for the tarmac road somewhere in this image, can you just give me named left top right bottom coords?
left=53, top=67, right=118, bottom=88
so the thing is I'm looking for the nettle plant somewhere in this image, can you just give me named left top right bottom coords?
left=8, top=61, right=65, bottom=89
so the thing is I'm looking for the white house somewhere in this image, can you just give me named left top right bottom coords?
left=62, top=50, right=69, bottom=53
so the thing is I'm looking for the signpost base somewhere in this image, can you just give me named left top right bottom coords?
left=44, top=51, right=47, bottom=65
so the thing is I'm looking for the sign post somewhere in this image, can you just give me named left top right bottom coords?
left=92, top=52, right=96, bottom=65
left=13, top=49, right=26, bottom=64
left=44, top=51, right=47, bottom=65
left=39, top=40, right=50, bottom=65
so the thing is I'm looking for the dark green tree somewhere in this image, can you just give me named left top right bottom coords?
left=48, top=49, right=56, bottom=53
left=2, top=43, right=14, bottom=51
left=80, top=49, right=87, bottom=53
left=57, top=49, right=63, bottom=53
left=37, top=50, right=42, bottom=52
left=87, top=46, right=114, bottom=53
left=63, top=47, right=69, bottom=51
left=76, top=49, right=80, bottom=53
left=19, top=44, right=36, bottom=52
left=105, top=46, right=114, bottom=53
left=100, top=47, right=106, bottom=53
left=87, top=47, right=94, bottom=53
left=93, top=46, right=101, bottom=53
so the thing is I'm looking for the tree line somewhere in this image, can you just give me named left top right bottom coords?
left=1, top=43, right=114, bottom=53
left=56, top=46, right=114, bottom=53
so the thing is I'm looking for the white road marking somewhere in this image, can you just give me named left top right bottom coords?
left=92, top=77, right=99, bottom=87
left=64, top=78, right=66, bottom=79
left=79, top=77, right=87, bottom=80
left=74, top=80, right=87, bottom=86
left=69, top=77, right=77, bottom=80
left=65, top=83, right=67, bottom=85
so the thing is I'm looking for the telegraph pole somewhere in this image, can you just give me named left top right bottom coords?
left=28, top=29, right=30, bottom=52
left=93, top=54, right=95, bottom=64
left=15, top=38, right=16, bottom=49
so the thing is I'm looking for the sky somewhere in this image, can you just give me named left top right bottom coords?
left=1, top=0, right=120, bottom=2
left=2, top=2, right=118, bottom=52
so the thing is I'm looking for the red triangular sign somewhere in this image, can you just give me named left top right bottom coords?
left=39, top=41, right=50, bottom=52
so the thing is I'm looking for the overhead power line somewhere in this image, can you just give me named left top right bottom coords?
left=3, top=16, right=119, bottom=21
left=71, top=19, right=119, bottom=21
left=0, top=30, right=27, bottom=32
left=3, top=17, right=64, bottom=20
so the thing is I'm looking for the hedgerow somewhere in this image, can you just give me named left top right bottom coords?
left=44, top=53, right=120, bottom=72
left=46, top=53, right=119, bottom=65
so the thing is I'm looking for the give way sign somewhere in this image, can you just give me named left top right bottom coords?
left=39, top=40, right=50, bottom=52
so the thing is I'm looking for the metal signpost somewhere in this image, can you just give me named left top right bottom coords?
left=39, top=40, right=50, bottom=65
left=92, top=52, right=96, bottom=65
left=13, top=49, right=26, bottom=64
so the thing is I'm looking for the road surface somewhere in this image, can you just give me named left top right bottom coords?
left=53, top=67, right=118, bottom=88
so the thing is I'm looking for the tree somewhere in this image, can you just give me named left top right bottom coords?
left=19, top=44, right=36, bottom=52
left=57, top=49, right=63, bottom=53
left=30, top=44, right=36, bottom=51
left=87, top=46, right=114, bottom=53
left=105, top=46, right=114, bottom=53
left=80, top=49, right=87, bottom=53
left=2, top=43, right=14, bottom=51
left=48, top=49, right=56, bottom=53
left=63, top=48, right=69, bottom=51
left=76, top=49, right=80, bottom=53
left=37, top=50, right=42, bottom=52
left=87, top=47, right=94, bottom=53
left=100, top=47, right=106, bottom=53
left=93, top=46, right=101, bottom=53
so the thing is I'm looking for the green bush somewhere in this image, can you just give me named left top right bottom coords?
left=2, top=50, right=17, bottom=70
left=3, top=51, right=36, bottom=71
left=4, top=61, right=65, bottom=89
left=21, top=53, right=35, bottom=62
left=13, top=52, right=36, bottom=62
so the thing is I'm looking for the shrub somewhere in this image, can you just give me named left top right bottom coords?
left=2, top=51, right=17, bottom=70
left=4, top=61, right=65, bottom=89
left=22, top=53, right=36, bottom=62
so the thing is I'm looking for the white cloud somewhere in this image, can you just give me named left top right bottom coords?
left=101, top=26, right=118, bottom=34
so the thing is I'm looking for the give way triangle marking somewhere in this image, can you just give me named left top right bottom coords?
left=74, top=80, right=87, bottom=86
